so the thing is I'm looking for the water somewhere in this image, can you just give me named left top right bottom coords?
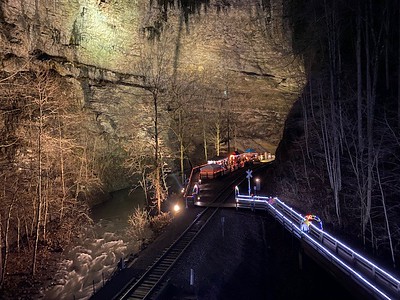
left=43, top=188, right=146, bottom=300
left=91, top=188, right=147, bottom=233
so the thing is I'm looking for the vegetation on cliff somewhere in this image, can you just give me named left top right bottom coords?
left=273, top=0, right=400, bottom=269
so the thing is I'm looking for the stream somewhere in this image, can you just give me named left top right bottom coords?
left=43, top=188, right=146, bottom=300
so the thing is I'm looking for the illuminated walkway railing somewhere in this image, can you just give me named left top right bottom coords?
left=235, top=194, right=400, bottom=300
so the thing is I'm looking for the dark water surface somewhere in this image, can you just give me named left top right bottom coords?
left=90, top=188, right=146, bottom=229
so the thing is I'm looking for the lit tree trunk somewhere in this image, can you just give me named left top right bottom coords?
left=23, top=207, right=30, bottom=251
left=58, top=116, right=66, bottom=222
left=178, top=109, right=185, bottom=184
left=17, top=213, right=20, bottom=252
left=137, top=25, right=175, bottom=214
left=215, top=121, right=221, bottom=156
left=0, top=213, right=2, bottom=287
left=43, top=157, right=50, bottom=242
left=153, top=92, right=162, bottom=214
left=155, top=167, right=161, bottom=214
left=0, top=179, right=4, bottom=287
left=225, top=89, right=231, bottom=154
left=2, top=200, right=13, bottom=284
left=28, top=125, right=37, bottom=237
left=32, top=86, right=44, bottom=276
left=202, top=101, right=208, bottom=162
left=75, top=143, right=85, bottom=201
left=143, top=178, right=149, bottom=208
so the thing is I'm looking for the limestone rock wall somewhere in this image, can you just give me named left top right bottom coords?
left=189, top=2, right=304, bottom=148
left=0, top=0, right=305, bottom=190
left=1, top=0, right=141, bottom=71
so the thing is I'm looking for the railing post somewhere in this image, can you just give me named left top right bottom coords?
left=190, top=268, right=195, bottom=285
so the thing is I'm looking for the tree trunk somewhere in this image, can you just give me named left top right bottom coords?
left=364, top=8, right=373, bottom=245
left=2, top=201, right=13, bottom=284
left=202, top=101, right=208, bottom=162
left=179, top=109, right=185, bottom=184
left=323, top=0, right=342, bottom=225
left=17, top=213, right=20, bottom=252
left=155, top=167, right=161, bottom=214
left=0, top=215, right=2, bottom=288
left=32, top=89, right=44, bottom=277
left=43, top=162, right=50, bottom=242
left=363, top=0, right=381, bottom=245
left=153, top=92, right=162, bottom=214
left=356, top=1, right=363, bottom=152
left=376, top=162, right=396, bottom=268
left=140, top=167, right=150, bottom=208
left=215, top=122, right=221, bottom=157
left=58, top=116, right=66, bottom=222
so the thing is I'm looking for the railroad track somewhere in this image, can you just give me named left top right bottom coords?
left=114, top=167, right=252, bottom=300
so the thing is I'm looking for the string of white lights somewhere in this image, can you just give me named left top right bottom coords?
left=235, top=194, right=400, bottom=299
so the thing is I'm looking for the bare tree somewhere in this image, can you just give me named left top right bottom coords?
left=124, top=135, right=154, bottom=208
left=133, top=25, right=176, bottom=214
left=29, top=69, right=58, bottom=275
left=167, top=73, right=199, bottom=183
left=0, top=65, right=97, bottom=281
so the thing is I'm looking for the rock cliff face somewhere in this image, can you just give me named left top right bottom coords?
left=0, top=0, right=304, bottom=191
left=1, top=0, right=141, bottom=70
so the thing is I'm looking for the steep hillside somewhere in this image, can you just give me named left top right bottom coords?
left=272, top=0, right=400, bottom=268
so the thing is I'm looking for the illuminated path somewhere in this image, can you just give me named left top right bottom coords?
left=92, top=165, right=399, bottom=300
left=234, top=195, right=400, bottom=300
left=181, top=161, right=399, bottom=299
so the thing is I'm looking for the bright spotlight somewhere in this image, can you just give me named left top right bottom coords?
left=173, top=204, right=181, bottom=212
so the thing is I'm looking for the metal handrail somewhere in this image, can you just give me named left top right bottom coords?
left=235, top=194, right=400, bottom=300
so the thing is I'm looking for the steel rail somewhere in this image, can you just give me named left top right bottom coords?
left=115, top=169, right=247, bottom=300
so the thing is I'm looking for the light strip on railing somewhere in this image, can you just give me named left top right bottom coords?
left=320, top=230, right=400, bottom=286
left=236, top=196, right=397, bottom=299
left=273, top=196, right=400, bottom=289
left=264, top=201, right=393, bottom=300
left=304, top=233, right=392, bottom=300
left=247, top=196, right=400, bottom=285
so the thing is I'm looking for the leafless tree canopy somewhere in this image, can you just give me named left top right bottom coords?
left=0, top=66, right=99, bottom=283
left=272, top=0, right=400, bottom=268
